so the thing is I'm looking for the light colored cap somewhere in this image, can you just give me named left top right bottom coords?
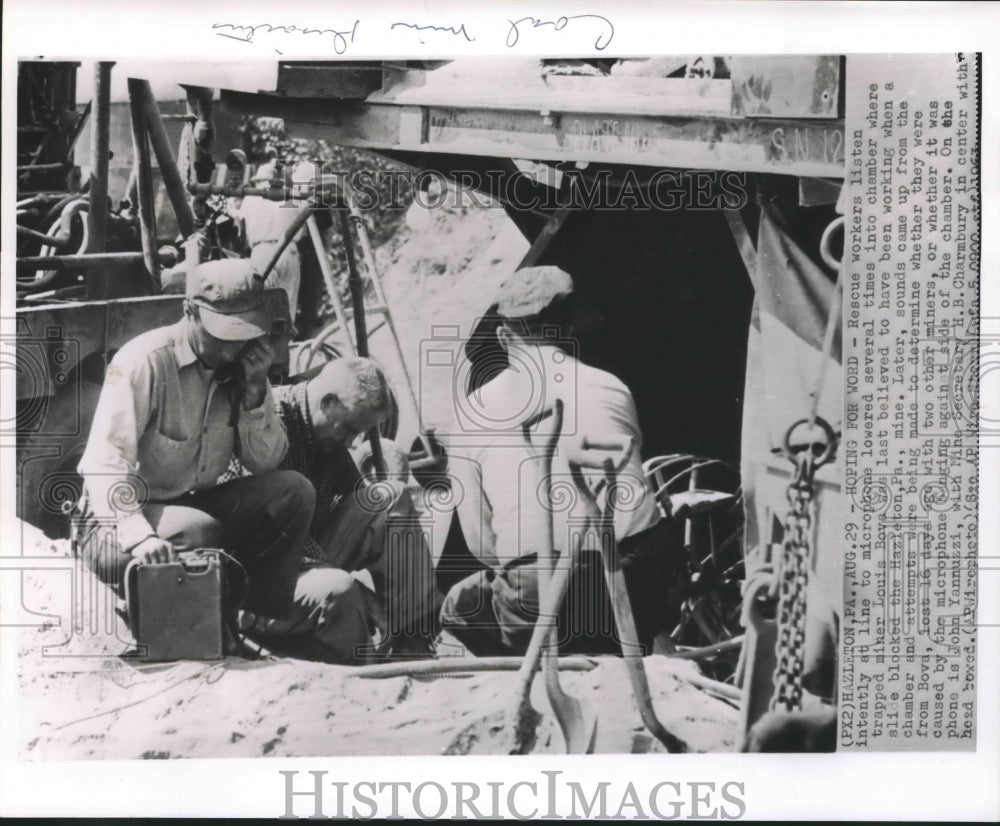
left=186, top=258, right=269, bottom=341
left=495, top=266, right=575, bottom=319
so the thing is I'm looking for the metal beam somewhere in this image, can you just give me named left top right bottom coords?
left=222, top=90, right=846, bottom=178
left=370, top=70, right=735, bottom=118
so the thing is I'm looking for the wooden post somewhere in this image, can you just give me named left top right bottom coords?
left=86, top=61, right=114, bottom=254
left=137, top=80, right=196, bottom=239
left=127, top=78, right=161, bottom=293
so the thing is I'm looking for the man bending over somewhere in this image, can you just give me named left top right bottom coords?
left=231, top=358, right=438, bottom=663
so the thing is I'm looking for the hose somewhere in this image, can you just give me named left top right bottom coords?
left=18, top=199, right=91, bottom=292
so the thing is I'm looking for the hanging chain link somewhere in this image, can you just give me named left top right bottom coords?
left=768, top=412, right=837, bottom=713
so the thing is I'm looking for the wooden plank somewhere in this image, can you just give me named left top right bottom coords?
left=730, top=55, right=841, bottom=119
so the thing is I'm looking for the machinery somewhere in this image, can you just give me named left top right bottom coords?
left=13, top=56, right=847, bottom=738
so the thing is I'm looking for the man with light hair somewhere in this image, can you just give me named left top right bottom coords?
left=231, top=357, right=438, bottom=662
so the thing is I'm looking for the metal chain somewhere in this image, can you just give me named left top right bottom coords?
left=770, top=450, right=817, bottom=712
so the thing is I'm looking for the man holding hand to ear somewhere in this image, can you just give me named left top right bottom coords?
left=76, top=258, right=314, bottom=625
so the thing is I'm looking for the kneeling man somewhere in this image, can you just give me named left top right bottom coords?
left=77, top=259, right=314, bottom=632
left=232, top=357, right=438, bottom=663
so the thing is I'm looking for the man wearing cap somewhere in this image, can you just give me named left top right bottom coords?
left=234, top=161, right=307, bottom=316
left=76, top=258, right=314, bottom=626
left=440, top=266, right=685, bottom=656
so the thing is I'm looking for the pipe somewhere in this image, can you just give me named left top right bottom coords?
left=17, top=199, right=90, bottom=287
left=339, top=206, right=386, bottom=478
left=17, top=162, right=69, bottom=173
left=42, top=194, right=77, bottom=222
left=341, top=210, right=370, bottom=353
left=16, top=251, right=149, bottom=276
left=670, top=635, right=745, bottom=661
left=127, top=78, right=161, bottom=293
left=306, top=215, right=356, bottom=356
left=16, top=224, right=74, bottom=249
left=87, top=62, right=114, bottom=254
left=340, top=180, right=434, bottom=460
left=182, top=85, right=215, bottom=226
left=345, top=656, right=599, bottom=680
left=259, top=201, right=313, bottom=280
left=187, top=183, right=299, bottom=201
left=137, top=79, right=196, bottom=238
left=17, top=194, right=63, bottom=209
left=38, top=199, right=90, bottom=273
left=677, top=673, right=742, bottom=702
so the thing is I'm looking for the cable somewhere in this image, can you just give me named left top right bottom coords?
left=47, top=662, right=227, bottom=731
left=212, top=546, right=251, bottom=611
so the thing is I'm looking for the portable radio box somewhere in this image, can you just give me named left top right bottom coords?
left=128, top=549, right=224, bottom=661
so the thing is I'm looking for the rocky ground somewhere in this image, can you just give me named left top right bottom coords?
left=15, top=197, right=741, bottom=760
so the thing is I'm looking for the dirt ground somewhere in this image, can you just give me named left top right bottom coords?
left=15, top=199, right=741, bottom=760
left=17, top=520, right=738, bottom=759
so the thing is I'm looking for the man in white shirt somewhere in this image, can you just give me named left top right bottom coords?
left=440, top=266, right=685, bottom=656
left=236, top=162, right=306, bottom=315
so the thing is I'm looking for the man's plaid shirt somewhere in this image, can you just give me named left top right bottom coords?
left=220, top=381, right=361, bottom=561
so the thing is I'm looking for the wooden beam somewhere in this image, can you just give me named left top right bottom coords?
left=518, top=205, right=574, bottom=269
left=722, top=208, right=758, bottom=292
left=127, top=79, right=161, bottom=293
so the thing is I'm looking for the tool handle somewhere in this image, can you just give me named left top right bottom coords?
left=567, top=436, right=635, bottom=472
left=513, top=548, right=575, bottom=694
left=594, top=458, right=687, bottom=753
left=521, top=398, right=565, bottom=455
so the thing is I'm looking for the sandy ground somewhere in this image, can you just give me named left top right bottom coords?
left=15, top=200, right=740, bottom=760
left=17, top=521, right=737, bottom=760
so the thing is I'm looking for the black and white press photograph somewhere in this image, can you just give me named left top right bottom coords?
left=1, top=1, right=996, bottom=819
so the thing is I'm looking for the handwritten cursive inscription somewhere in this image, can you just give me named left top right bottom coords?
left=390, top=21, right=475, bottom=42
left=212, top=20, right=359, bottom=55
left=505, top=14, right=614, bottom=50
